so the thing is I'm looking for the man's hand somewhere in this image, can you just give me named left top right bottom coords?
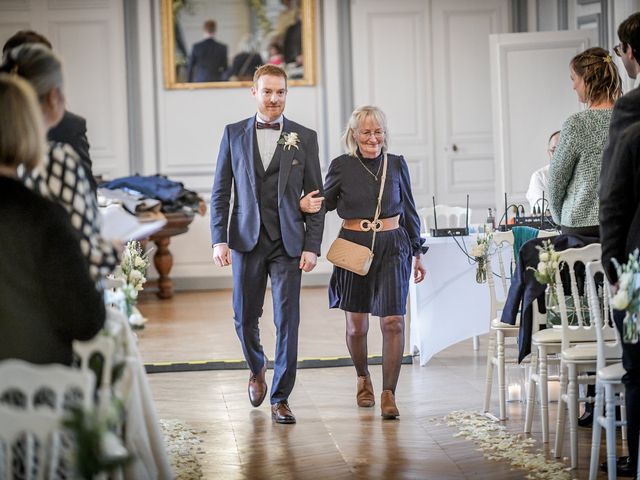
left=299, top=251, right=317, bottom=272
left=413, top=256, right=426, bottom=283
left=299, top=190, right=324, bottom=214
left=213, top=244, right=232, bottom=267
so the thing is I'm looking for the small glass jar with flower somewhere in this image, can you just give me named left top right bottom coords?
left=611, top=249, right=640, bottom=344
left=470, top=232, right=492, bottom=283
left=530, top=240, right=562, bottom=326
left=114, top=241, right=151, bottom=329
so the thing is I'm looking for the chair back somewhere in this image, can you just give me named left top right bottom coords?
left=0, top=407, right=65, bottom=480
left=553, top=243, right=613, bottom=350
left=419, top=205, right=471, bottom=232
left=585, top=260, right=622, bottom=370
left=0, top=359, right=95, bottom=413
left=486, top=230, right=515, bottom=321
left=73, top=334, right=116, bottom=411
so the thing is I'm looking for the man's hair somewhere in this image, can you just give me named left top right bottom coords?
left=570, top=47, right=621, bottom=105
left=253, top=64, right=287, bottom=86
left=203, top=20, right=217, bottom=35
left=618, top=12, right=640, bottom=61
left=548, top=130, right=560, bottom=145
left=2, top=30, right=52, bottom=54
left=0, top=74, right=44, bottom=171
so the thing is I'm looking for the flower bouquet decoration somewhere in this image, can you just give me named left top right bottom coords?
left=114, top=241, right=151, bottom=329
left=470, top=232, right=492, bottom=284
left=530, top=240, right=562, bottom=326
left=611, top=249, right=640, bottom=344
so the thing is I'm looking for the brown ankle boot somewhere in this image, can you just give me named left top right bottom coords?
left=356, top=374, right=375, bottom=407
left=380, top=390, right=399, bottom=419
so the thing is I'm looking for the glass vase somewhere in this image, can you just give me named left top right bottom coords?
left=476, top=258, right=487, bottom=284
left=545, top=285, right=560, bottom=327
left=623, top=311, right=639, bottom=344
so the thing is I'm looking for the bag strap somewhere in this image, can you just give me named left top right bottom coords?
left=369, top=152, right=388, bottom=252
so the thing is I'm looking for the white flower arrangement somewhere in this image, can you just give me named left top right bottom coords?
left=278, top=131, right=300, bottom=150
left=114, top=241, right=152, bottom=329
left=471, top=232, right=492, bottom=284
left=611, top=249, right=640, bottom=343
left=530, top=240, right=560, bottom=288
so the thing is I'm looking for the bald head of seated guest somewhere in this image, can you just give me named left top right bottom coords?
left=2, top=29, right=97, bottom=194
left=0, top=74, right=104, bottom=365
left=0, top=43, right=119, bottom=280
left=525, top=130, right=559, bottom=213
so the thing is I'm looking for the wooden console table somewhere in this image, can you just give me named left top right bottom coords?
left=148, top=211, right=195, bottom=299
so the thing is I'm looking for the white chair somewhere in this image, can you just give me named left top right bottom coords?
left=73, top=334, right=116, bottom=412
left=418, top=205, right=471, bottom=233
left=0, top=358, right=95, bottom=413
left=0, top=406, right=65, bottom=480
left=586, top=260, right=626, bottom=480
left=483, top=230, right=521, bottom=420
left=552, top=244, right=621, bottom=469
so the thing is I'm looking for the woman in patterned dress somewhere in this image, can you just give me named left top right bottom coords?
left=301, top=105, right=427, bottom=419
left=548, top=47, right=621, bottom=238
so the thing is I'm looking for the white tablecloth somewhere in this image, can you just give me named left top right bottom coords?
left=409, top=234, right=490, bottom=366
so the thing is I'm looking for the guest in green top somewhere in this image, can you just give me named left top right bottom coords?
left=548, top=47, right=621, bottom=237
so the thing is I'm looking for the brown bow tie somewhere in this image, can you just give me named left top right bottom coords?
left=256, top=122, right=280, bottom=130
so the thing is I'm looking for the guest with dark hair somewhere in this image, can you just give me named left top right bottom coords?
left=0, top=44, right=118, bottom=280
left=548, top=47, right=621, bottom=238
left=0, top=73, right=104, bottom=365
left=187, top=19, right=228, bottom=82
left=526, top=130, right=560, bottom=212
left=2, top=30, right=98, bottom=194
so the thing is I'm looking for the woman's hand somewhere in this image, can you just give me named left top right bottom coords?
left=413, top=255, right=426, bottom=283
left=299, top=190, right=324, bottom=214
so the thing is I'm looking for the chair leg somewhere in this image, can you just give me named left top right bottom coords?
left=524, top=348, right=538, bottom=434
left=483, top=332, right=496, bottom=413
left=567, top=364, right=578, bottom=469
left=539, top=346, right=550, bottom=444
left=604, top=384, right=617, bottom=480
left=588, top=380, right=604, bottom=480
left=554, top=361, right=567, bottom=458
left=497, top=330, right=506, bottom=420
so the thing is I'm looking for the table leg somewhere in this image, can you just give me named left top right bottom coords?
left=152, top=237, right=174, bottom=299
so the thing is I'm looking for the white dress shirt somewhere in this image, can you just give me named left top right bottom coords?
left=255, top=113, right=283, bottom=170
left=526, top=164, right=549, bottom=212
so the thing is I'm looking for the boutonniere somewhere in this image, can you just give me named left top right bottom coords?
left=278, top=131, right=300, bottom=150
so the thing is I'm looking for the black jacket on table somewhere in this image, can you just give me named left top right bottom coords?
left=48, top=110, right=96, bottom=194
left=0, top=177, right=105, bottom=365
left=601, top=122, right=640, bottom=284
left=501, top=234, right=598, bottom=363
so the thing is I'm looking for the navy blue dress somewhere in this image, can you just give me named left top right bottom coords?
left=324, top=152, right=426, bottom=316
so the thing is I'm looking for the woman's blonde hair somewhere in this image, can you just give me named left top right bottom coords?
left=0, top=74, right=44, bottom=170
left=570, top=47, right=621, bottom=105
left=342, top=105, right=389, bottom=157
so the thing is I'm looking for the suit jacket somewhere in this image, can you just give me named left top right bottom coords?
left=600, top=87, right=640, bottom=281
left=188, top=38, right=228, bottom=82
left=601, top=122, right=640, bottom=284
left=47, top=110, right=95, bottom=193
left=210, top=116, right=325, bottom=257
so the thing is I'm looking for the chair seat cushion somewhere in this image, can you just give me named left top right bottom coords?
left=562, top=343, right=621, bottom=362
left=532, top=328, right=562, bottom=344
left=598, top=362, right=626, bottom=382
left=491, top=318, right=519, bottom=330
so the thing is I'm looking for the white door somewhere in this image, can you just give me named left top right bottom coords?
left=432, top=0, right=510, bottom=211
left=489, top=30, right=597, bottom=213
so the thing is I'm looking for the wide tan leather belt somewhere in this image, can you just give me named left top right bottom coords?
left=342, top=215, right=400, bottom=232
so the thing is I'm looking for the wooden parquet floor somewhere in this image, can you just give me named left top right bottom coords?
left=138, top=288, right=620, bottom=479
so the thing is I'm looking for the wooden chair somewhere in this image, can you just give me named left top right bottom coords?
left=483, top=230, right=521, bottom=420
left=552, top=244, right=621, bottom=469
left=586, top=260, right=626, bottom=480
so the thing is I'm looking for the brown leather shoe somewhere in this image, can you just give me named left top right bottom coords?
left=248, top=361, right=267, bottom=407
left=380, top=390, right=399, bottom=419
left=271, top=401, right=296, bottom=424
left=357, top=374, right=375, bottom=407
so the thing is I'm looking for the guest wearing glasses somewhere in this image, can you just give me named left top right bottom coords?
left=301, top=105, right=426, bottom=419
left=0, top=74, right=104, bottom=365
left=548, top=47, right=621, bottom=238
left=526, top=130, right=559, bottom=213
left=599, top=11, right=640, bottom=478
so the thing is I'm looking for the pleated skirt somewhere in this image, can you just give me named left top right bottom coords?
left=328, top=227, right=412, bottom=317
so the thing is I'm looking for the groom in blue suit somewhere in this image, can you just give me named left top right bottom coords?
left=210, top=64, right=325, bottom=423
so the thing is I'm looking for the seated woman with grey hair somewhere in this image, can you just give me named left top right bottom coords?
left=0, top=43, right=118, bottom=280
left=301, top=105, right=427, bottom=419
left=0, top=73, right=104, bottom=365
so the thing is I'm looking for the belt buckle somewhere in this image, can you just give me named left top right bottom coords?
left=360, top=219, right=383, bottom=232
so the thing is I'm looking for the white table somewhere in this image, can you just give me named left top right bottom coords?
left=409, top=234, right=490, bottom=366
